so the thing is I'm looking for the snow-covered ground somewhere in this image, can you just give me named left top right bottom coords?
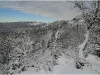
left=21, top=54, right=100, bottom=74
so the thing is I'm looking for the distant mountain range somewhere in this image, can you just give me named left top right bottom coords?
left=0, top=22, right=47, bottom=34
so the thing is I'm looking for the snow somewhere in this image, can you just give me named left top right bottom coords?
left=85, top=54, right=100, bottom=73
left=20, top=56, right=99, bottom=74
left=54, top=31, right=60, bottom=49
left=21, top=68, right=47, bottom=74
left=78, top=31, right=89, bottom=58
left=52, top=60, right=98, bottom=74
left=55, top=31, right=59, bottom=39
left=57, top=54, right=68, bottom=65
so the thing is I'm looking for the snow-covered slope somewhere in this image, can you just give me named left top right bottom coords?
left=21, top=55, right=100, bottom=74
left=0, top=19, right=100, bottom=74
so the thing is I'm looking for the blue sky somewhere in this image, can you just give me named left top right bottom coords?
left=0, top=8, right=55, bottom=22
left=0, top=1, right=80, bottom=22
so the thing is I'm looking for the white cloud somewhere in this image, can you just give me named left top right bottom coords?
left=0, top=1, right=81, bottom=20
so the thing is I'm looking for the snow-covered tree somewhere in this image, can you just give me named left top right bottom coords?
left=73, top=1, right=100, bottom=69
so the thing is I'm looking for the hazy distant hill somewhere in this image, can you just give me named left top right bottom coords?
left=0, top=22, right=47, bottom=34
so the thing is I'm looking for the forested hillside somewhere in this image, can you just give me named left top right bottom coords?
left=0, top=15, right=100, bottom=74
